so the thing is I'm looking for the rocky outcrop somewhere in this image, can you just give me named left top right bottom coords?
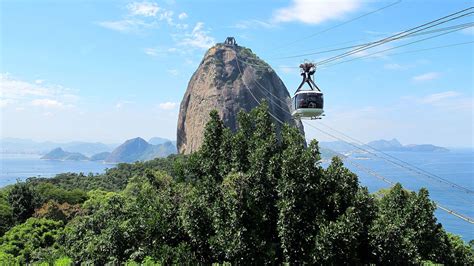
left=177, top=42, right=304, bottom=154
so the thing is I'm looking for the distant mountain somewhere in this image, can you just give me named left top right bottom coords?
left=106, top=138, right=150, bottom=163
left=41, top=148, right=89, bottom=161
left=403, top=144, right=449, bottom=152
left=367, top=139, right=403, bottom=150
left=140, top=141, right=177, bottom=161
left=319, top=138, right=448, bottom=154
left=149, top=137, right=170, bottom=145
left=61, top=142, right=114, bottom=156
left=0, top=138, right=116, bottom=155
left=105, top=137, right=177, bottom=163
left=90, top=152, right=111, bottom=161
left=367, top=139, right=448, bottom=152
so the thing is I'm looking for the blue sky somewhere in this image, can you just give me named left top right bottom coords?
left=1, top=0, right=473, bottom=147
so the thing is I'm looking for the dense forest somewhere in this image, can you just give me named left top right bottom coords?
left=0, top=103, right=473, bottom=264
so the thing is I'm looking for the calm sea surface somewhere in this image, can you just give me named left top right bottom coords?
left=0, top=154, right=114, bottom=187
left=343, top=149, right=474, bottom=241
left=1, top=150, right=473, bottom=240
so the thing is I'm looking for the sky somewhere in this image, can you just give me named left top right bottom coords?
left=0, top=0, right=473, bottom=147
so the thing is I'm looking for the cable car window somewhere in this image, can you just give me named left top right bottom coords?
left=295, top=93, right=323, bottom=109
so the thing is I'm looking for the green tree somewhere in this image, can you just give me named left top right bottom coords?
left=8, top=182, right=39, bottom=223
left=62, top=191, right=130, bottom=264
left=213, top=172, right=274, bottom=263
left=0, top=191, right=13, bottom=236
left=200, top=109, right=224, bottom=182
left=0, top=218, right=63, bottom=264
left=231, top=111, right=252, bottom=172
left=124, top=171, right=192, bottom=264
left=368, top=184, right=457, bottom=264
left=321, top=156, right=359, bottom=220
left=313, top=188, right=376, bottom=264
left=180, top=185, right=215, bottom=263
left=277, top=125, right=323, bottom=264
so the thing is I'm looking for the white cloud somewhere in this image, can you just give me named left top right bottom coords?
left=403, top=91, right=473, bottom=112
left=234, top=19, right=276, bottom=29
left=160, top=10, right=174, bottom=24
left=273, top=0, right=362, bottom=24
left=461, top=27, right=474, bottom=35
left=158, top=102, right=177, bottom=110
left=278, top=65, right=297, bottom=74
left=384, top=63, right=403, bottom=70
left=178, top=12, right=188, bottom=20
left=143, top=46, right=183, bottom=57
left=31, top=99, right=64, bottom=109
left=180, top=22, right=215, bottom=49
left=127, top=1, right=161, bottom=17
left=0, top=99, right=15, bottom=108
left=412, top=72, right=440, bottom=82
left=97, top=19, right=155, bottom=33
left=98, top=2, right=187, bottom=33
left=420, top=91, right=461, bottom=104
left=167, top=69, right=179, bottom=76
left=144, top=47, right=160, bottom=57
left=115, top=100, right=134, bottom=109
left=0, top=73, right=78, bottom=109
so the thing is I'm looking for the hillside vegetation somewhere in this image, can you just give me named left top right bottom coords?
left=0, top=103, right=472, bottom=264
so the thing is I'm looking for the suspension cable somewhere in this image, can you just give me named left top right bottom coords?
left=323, top=24, right=474, bottom=68
left=337, top=152, right=474, bottom=224
left=272, top=0, right=402, bottom=53
left=237, top=53, right=473, bottom=197
left=315, top=7, right=473, bottom=66
left=233, top=49, right=474, bottom=223
left=271, top=22, right=474, bottom=60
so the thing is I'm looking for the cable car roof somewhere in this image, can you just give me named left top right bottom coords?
left=293, top=90, right=323, bottom=96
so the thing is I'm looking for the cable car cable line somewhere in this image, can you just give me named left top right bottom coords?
left=313, top=7, right=473, bottom=66
left=314, top=7, right=473, bottom=66
left=301, top=121, right=474, bottom=200
left=271, top=21, right=474, bottom=60
left=236, top=52, right=474, bottom=196
left=234, top=52, right=474, bottom=223
left=338, top=153, right=474, bottom=224
left=380, top=40, right=474, bottom=56
left=271, top=0, right=403, bottom=53
left=318, top=121, right=474, bottom=195
left=236, top=19, right=474, bottom=72
left=323, top=24, right=474, bottom=69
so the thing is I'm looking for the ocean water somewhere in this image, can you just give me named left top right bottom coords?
left=0, top=151, right=473, bottom=240
left=0, top=154, right=114, bottom=187
left=343, top=149, right=474, bottom=241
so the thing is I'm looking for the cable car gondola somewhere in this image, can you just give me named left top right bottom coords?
left=291, top=62, right=324, bottom=119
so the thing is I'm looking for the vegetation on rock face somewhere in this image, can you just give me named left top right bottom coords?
left=0, top=102, right=472, bottom=264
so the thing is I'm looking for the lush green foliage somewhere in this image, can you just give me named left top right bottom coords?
left=0, top=218, right=63, bottom=264
left=0, top=102, right=472, bottom=264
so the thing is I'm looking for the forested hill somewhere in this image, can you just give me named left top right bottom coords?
left=0, top=103, right=472, bottom=264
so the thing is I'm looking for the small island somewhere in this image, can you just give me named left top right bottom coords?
left=41, top=148, right=89, bottom=161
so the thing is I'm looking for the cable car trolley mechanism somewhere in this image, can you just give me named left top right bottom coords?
left=291, top=62, right=324, bottom=120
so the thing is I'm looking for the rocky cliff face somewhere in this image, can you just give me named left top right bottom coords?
left=177, top=42, right=304, bottom=154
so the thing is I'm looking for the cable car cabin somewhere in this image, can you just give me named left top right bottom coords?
left=291, top=91, right=324, bottom=119
left=291, top=62, right=325, bottom=119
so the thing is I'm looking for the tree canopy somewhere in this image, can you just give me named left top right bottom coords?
left=0, top=102, right=472, bottom=264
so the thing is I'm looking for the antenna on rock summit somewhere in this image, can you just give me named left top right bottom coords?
left=224, top=37, right=237, bottom=46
